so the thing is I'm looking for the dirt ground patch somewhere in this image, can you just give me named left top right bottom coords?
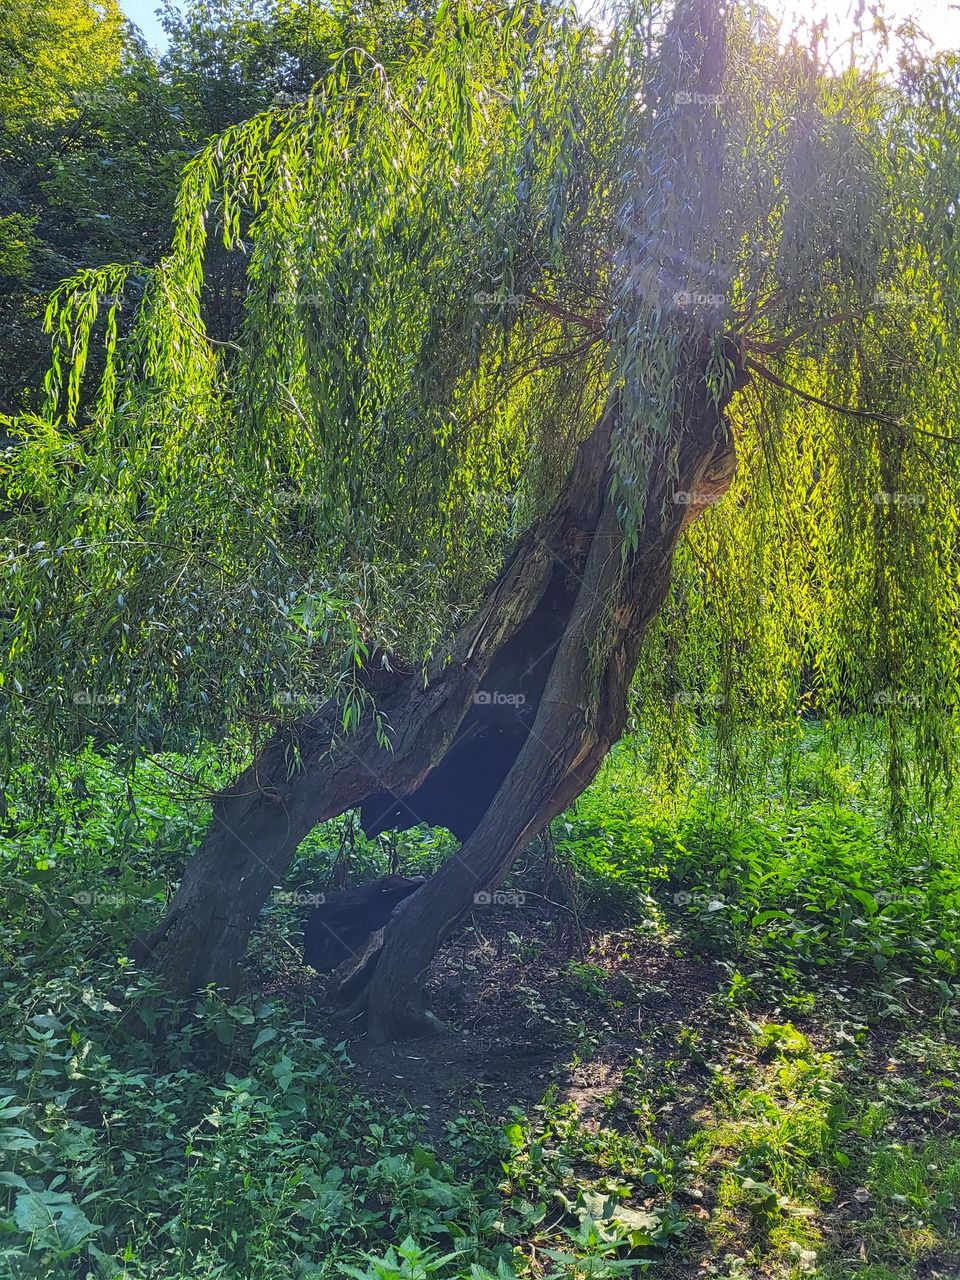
left=326, top=910, right=729, bottom=1144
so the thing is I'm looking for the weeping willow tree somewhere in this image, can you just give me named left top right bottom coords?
left=2, top=0, right=959, bottom=1039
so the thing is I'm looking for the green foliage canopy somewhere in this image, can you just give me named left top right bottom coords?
left=1, top=1, right=959, bottom=810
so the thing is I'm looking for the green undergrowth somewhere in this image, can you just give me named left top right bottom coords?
left=0, top=967, right=519, bottom=1279
left=556, top=728, right=960, bottom=1001
left=0, top=726, right=958, bottom=1277
left=4, top=724, right=959, bottom=1004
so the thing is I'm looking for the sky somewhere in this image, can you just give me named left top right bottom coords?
left=118, top=0, right=170, bottom=51
left=774, top=0, right=960, bottom=58
left=117, top=0, right=960, bottom=56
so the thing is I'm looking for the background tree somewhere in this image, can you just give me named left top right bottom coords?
left=2, top=0, right=959, bottom=1039
left=0, top=0, right=427, bottom=411
left=0, top=0, right=128, bottom=413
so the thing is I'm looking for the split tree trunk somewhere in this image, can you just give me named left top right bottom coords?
left=139, top=351, right=743, bottom=1034
left=138, top=410, right=616, bottom=993
left=360, top=366, right=741, bottom=1039
left=139, top=0, right=741, bottom=1034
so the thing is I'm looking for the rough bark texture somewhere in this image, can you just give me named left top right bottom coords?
left=138, top=412, right=617, bottom=993
left=137, top=0, right=741, bottom=1031
left=358, top=362, right=744, bottom=1040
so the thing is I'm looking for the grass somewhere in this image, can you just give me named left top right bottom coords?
left=0, top=725, right=958, bottom=1277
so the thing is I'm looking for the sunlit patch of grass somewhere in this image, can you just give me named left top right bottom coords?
left=691, top=1021, right=847, bottom=1274
left=861, top=1138, right=960, bottom=1267
left=813, top=1024, right=960, bottom=1280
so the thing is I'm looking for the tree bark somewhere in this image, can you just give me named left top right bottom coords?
left=138, top=411, right=616, bottom=993
left=359, top=366, right=741, bottom=1040
left=138, top=0, right=741, bottom=1025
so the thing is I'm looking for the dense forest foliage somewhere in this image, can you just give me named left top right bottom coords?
left=0, top=0, right=430, bottom=412
left=1, top=1, right=959, bottom=1278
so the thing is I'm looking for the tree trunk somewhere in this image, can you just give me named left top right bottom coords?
left=360, top=372, right=741, bottom=1040
left=139, top=411, right=616, bottom=993
left=139, top=345, right=743, bottom=1031
left=139, top=0, right=741, bottom=1025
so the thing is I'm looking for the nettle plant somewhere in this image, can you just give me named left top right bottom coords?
left=2, top=0, right=959, bottom=1037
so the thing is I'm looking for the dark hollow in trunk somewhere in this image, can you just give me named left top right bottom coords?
left=138, top=4, right=743, bottom=1034
left=303, top=874, right=425, bottom=972
left=360, top=560, right=579, bottom=840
